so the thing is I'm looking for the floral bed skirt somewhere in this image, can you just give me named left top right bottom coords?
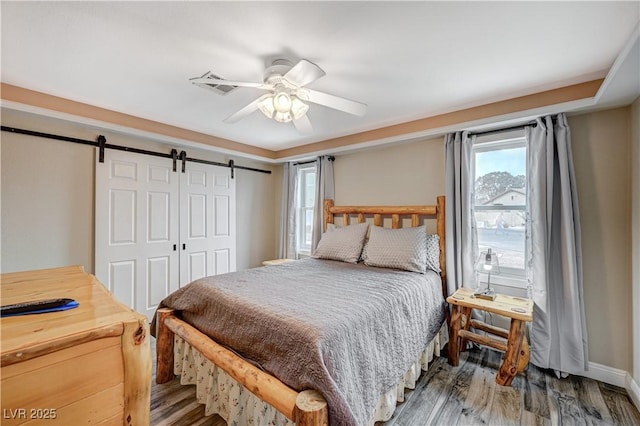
left=173, top=323, right=448, bottom=425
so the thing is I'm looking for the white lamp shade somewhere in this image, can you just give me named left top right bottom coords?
left=290, top=96, right=309, bottom=119
left=475, top=249, right=501, bottom=274
left=257, top=96, right=275, bottom=118
left=274, top=111, right=292, bottom=123
left=274, top=92, right=292, bottom=113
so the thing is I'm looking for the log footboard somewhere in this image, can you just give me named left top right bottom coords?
left=155, top=307, right=328, bottom=426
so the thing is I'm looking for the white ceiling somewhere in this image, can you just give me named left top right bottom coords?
left=1, top=1, right=639, bottom=155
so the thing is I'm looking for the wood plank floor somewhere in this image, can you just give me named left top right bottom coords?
left=150, top=338, right=640, bottom=425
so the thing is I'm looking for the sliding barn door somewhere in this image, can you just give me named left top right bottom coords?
left=95, top=150, right=180, bottom=320
left=179, top=162, right=236, bottom=286
left=96, top=149, right=236, bottom=319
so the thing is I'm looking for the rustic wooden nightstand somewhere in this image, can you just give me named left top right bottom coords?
left=447, top=287, right=533, bottom=386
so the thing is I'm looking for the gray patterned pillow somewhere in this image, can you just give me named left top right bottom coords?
left=364, top=225, right=428, bottom=273
left=312, top=222, right=369, bottom=264
left=360, top=239, right=369, bottom=262
left=327, top=223, right=371, bottom=262
left=425, top=233, right=441, bottom=273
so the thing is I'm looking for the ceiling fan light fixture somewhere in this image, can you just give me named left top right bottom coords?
left=290, top=96, right=309, bottom=120
left=274, top=111, right=293, bottom=123
left=257, top=96, right=275, bottom=118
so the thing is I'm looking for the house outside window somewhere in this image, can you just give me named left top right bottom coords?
left=296, top=166, right=316, bottom=256
left=472, top=130, right=528, bottom=291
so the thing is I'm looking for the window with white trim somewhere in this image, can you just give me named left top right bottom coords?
left=473, top=131, right=528, bottom=289
left=296, top=166, right=316, bottom=256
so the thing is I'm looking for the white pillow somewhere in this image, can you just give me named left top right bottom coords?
left=364, top=225, right=428, bottom=273
left=312, top=222, right=369, bottom=264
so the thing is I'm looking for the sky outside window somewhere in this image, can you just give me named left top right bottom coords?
left=475, top=147, right=526, bottom=178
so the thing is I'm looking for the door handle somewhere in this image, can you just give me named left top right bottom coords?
left=173, top=244, right=177, bottom=251
left=182, top=243, right=186, bottom=250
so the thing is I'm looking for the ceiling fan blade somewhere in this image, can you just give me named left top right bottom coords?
left=283, top=59, right=326, bottom=87
left=190, top=77, right=269, bottom=90
left=293, top=114, right=313, bottom=134
left=298, top=88, right=367, bottom=116
left=223, top=94, right=270, bottom=123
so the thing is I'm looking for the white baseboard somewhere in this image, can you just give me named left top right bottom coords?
left=576, top=362, right=639, bottom=411
left=579, top=361, right=627, bottom=387
left=626, top=373, right=640, bottom=412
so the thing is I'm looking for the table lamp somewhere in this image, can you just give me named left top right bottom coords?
left=473, top=248, right=500, bottom=300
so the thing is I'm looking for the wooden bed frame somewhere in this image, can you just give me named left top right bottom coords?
left=155, top=196, right=447, bottom=426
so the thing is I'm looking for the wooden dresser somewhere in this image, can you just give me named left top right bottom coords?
left=0, top=266, right=151, bottom=425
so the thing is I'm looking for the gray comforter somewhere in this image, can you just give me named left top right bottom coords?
left=156, top=258, right=446, bottom=425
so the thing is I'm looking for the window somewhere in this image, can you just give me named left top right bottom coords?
left=472, top=131, right=527, bottom=288
left=296, top=166, right=316, bottom=255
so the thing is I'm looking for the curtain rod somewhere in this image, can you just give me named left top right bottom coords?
left=292, top=155, right=335, bottom=166
left=468, top=124, right=530, bottom=138
left=1, top=126, right=272, bottom=177
left=468, top=117, right=558, bottom=137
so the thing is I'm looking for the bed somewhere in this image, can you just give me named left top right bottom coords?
left=154, top=196, right=448, bottom=426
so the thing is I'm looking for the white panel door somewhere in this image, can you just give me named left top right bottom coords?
left=96, top=150, right=180, bottom=320
left=179, top=162, right=236, bottom=286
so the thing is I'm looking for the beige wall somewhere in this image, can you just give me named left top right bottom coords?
left=1, top=111, right=96, bottom=273
left=334, top=139, right=445, bottom=206
left=570, top=107, right=632, bottom=372
left=333, top=108, right=634, bottom=372
left=631, top=96, right=640, bottom=385
left=334, top=138, right=445, bottom=235
left=0, top=108, right=279, bottom=274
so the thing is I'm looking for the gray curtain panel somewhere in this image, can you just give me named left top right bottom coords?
left=278, top=162, right=299, bottom=259
left=526, top=113, right=589, bottom=375
left=311, top=156, right=335, bottom=252
left=444, top=131, right=478, bottom=296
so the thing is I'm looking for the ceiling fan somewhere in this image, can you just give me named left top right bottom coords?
left=190, top=59, right=367, bottom=134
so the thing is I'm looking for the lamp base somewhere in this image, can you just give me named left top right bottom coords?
left=472, top=287, right=497, bottom=301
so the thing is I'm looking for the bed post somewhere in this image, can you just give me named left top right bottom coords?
left=156, top=308, right=175, bottom=384
left=436, top=195, right=451, bottom=326
left=293, top=390, right=329, bottom=426
left=436, top=196, right=446, bottom=285
left=324, top=199, right=334, bottom=232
